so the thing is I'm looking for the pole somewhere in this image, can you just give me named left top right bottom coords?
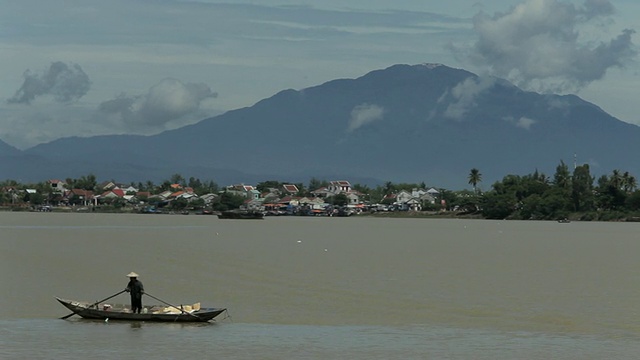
left=60, top=289, right=126, bottom=319
left=144, top=292, right=203, bottom=321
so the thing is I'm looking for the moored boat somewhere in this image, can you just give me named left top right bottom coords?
left=217, top=210, right=264, bottom=219
left=56, top=297, right=227, bottom=322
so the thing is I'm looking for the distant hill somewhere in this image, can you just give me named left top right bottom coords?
left=0, top=139, right=20, bottom=157
left=5, top=63, right=640, bottom=189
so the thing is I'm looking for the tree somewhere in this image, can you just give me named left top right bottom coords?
left=595, top=174, right=626, bottom=210
left=327, top=193, right=349, bottom=207
left=571, top=164, right=594, bottom=212
left=622, top=171, right=637, bottom=193
left=212, top=192, right=245, bottom=211
left=383, top=181, right=394, bottom=195
left=625, top=190, right=640, bottom=211
left=553, top=161, right=571, bottom=190
left=188, top=177, right=202, bottom=190
left=308, top=178, right=327, bottom=192
left=481, top=192, right=516, bottom=219
left=25, top=191, right=45, bottom=206
left=256, top=180, right=283, bottom=193
left=468, top=168, right=482, bottom=193
left=169, top=173, right=185, bottom=186
left=170, top=197, right=189, bottom=210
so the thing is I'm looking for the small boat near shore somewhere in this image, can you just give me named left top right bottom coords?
left=56, top=297, right=227, bottom=322
left=217, top=210, right=264, bottom=219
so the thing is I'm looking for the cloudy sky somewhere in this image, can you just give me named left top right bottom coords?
left=1, top=0, right=638, bottom=149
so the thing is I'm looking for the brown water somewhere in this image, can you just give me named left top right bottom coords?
left=2, top=212, right=640, bottom=359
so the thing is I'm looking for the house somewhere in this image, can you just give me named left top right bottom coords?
left=311, top=180, right=354, bottom=198
left=241, top=198, right=264, bottom=211
left=225, top=184, right=257, bottom=198
left=136, top=191, right=151, bottom=199
left=346, top=192, right=362, bottom=205
left=199, top=193, right=219, bottom=206
left=98, top=181, right=117, bottom=191
left=420, top=193, right=436, bottom=205
left=170, top=190, right=198, bottom=201
left=328, top=180, right=351, bottom=194
left=281, top=184, right=299, bottom=195
left=157, top=190, right=173, bottom=199
left=120, top=185, right=139, bottom=194
left=48, top=179, right=66, bottom=192
left=298, top=197, right=328, bottom=210
left=396, top=190, right=413, bottom=204
left=382, top=190, right=423, bottom=211
left=426, top=188, right=440, bottom=197
left=310, top=187, right=332, bottom=198
left=101, top=188, right=126, bottom=199
left=66, top=189, right=94, bottom=206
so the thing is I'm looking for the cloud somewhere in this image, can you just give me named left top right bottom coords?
left=347, top=103, right=384, bottom=132
left=99, top=78, right=217, bottom=131
left=464, top=0, right=636, bottom=92
left=441, top=76, right=497, bottom=120
left=7, top=61, right=91, bottom=104
left=504, top=116, right=537, bottom=130
left=0, top=104, right=105, bottom=150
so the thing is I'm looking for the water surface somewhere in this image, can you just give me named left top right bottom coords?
left=2, top=212, right=639, bottom=358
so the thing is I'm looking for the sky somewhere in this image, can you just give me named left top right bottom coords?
left=1, top=0, right=638, bottom=149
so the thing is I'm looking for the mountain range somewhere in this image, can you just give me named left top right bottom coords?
left=2, top=63, right=639, bottom=190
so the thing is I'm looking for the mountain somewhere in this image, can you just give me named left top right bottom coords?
left=0, top=139, right=20, bottom=156
left=7, top=63, right=640, bottom=189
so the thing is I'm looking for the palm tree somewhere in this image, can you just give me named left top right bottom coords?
left=468, top=168, right=482, bottom=193
left=622, top=171, right=637, bottom=193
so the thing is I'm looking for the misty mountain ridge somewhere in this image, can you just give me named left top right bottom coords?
left=3, top=63, right=639, bottom=190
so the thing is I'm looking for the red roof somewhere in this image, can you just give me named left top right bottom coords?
left=101, top=189, right=124, bottom=197
left=170, top=191, right=185, bottom=198
left=282, top=184, right=298, bottom=193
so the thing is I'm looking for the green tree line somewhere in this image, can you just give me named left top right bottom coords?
left=3, top=162, right=640, bottom=221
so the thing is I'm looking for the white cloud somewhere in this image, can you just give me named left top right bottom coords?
left=7, top=61, right=91, bottom=104
left=504, top=116, right=537, bottom=130
left=347, top=103, right=384, bottom=132
left=463, top=0, right=636, bottom=92
left=442, top=76, right=497, bottom=120
left=99, top=78, right=217, bottom=131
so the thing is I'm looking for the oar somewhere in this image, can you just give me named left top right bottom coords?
left=60, top=289, right=126, bottom=320
left=144, top=292, right=204, bottom=321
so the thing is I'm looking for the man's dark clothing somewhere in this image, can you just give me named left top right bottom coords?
left=126, top=278, right=144, bottom=313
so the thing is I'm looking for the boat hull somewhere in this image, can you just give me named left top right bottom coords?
left=217, top=211, right=264, bottom=219
left=57, top=297, right=226, bottom=322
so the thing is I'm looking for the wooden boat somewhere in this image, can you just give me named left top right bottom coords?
left=217, top=210, right=264, bottom=219
left=56, top=297, right=227, bottom=322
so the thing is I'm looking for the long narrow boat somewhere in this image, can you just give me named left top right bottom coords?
left=217, top=210, right=264, bottom=219
left=56, top=297, right=227, bottom=322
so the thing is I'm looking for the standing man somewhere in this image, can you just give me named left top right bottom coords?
left=125, top=272, right=144, bottom=314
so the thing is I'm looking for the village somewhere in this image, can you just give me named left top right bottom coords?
left=1, top=178, right=444, bottom=216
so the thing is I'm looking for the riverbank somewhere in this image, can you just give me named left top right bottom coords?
left=3, top=205, right=639, bottom=222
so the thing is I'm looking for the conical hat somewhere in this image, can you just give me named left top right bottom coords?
left=126, top=272, right=139, bottom=278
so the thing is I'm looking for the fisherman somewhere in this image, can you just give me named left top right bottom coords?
left=125, top=272, right=144, bottom=314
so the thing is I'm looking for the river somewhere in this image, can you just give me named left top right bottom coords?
left=1, top=212, right=639, bottom=359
